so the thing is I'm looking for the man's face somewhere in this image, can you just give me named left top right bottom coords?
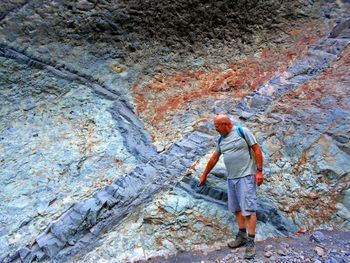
left=214, top=120, right=230, bottom=135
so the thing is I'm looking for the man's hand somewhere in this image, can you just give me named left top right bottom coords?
left=197, top=152, right=219, bottom=187
left=256, top=171, right=263, bottom=186
left=197, top=174, right=207, bottom=187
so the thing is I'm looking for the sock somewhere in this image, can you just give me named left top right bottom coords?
left=248, top=234, right=255, bottom=239
left=239, top=229, right=247, bottom=237
left=239, top=228, right=247, bottom=234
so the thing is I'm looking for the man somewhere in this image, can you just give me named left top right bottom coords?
left=198, top=114, right=263, bottom=259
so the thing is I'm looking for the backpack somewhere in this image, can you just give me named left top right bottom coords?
left=218, top=126, right=253, bottom=159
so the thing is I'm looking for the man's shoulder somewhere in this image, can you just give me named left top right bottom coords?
left=240, top=126, right=251, bottom=132
left=240, top=126, right=255, bottom=136
left=240, top=126, right=258, bottom=145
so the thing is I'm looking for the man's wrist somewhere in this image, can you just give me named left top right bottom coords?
left=257, top=167, right=263, bottom=172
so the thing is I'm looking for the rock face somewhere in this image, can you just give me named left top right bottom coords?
left=0, top=0, right=349, bottom=262
left=74, top=185, right=297, bottom=262
left=0, top=55, right=156, bottom=260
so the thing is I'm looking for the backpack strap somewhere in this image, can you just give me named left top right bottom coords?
left=218, top=127, right=246, bottom=145
left=236, top=126, right=246, bottom=141
left=236, top=126, right=252, bottom=159
left=218, top=135, right=223, bottom=146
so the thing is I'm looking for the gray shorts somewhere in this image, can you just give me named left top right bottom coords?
left=227, top=175, right=257, bottom=216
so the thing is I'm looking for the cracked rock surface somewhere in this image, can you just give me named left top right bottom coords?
left=0, top=56, right=139, bottom=257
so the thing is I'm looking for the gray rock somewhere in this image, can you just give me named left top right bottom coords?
left=250, top=95, right=272, bottom=109
left=343, top=188, right=350, bottom=210
left=36, top=233, right=65, bottom=258
left=310, top=231, right=326, bottom=243
left=264, top=250, right=274, bottom=258
left=324, top=258, right=340, bottom=263
left=76, top=0, right=95, bottom=11
left=264, top=244, right=274, bottom=252
left=210, top=167, right=227, bottom=179
left=18, top=248, right=30, bottom=261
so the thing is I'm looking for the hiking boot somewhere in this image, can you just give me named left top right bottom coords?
left=244, top=236, right=256, bottom=259
left=227, top=231, right=247, bottom=248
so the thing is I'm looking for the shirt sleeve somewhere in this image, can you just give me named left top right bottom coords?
left=242, top=127, right=258, bottom=146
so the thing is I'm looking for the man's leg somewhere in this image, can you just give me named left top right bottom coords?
left=244, top=214, right=257, bottom=259
left=227, top=180, right=247, bottom=248
left=246, top=213, right=257, bottom=236
left=228, top=212, right=247, bottom=248
left=235, top=211, right=246, bottom=229
left=235, top=175, right=257, bottom=259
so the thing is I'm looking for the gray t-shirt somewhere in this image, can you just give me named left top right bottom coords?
left=215, top=127, right=257, bottom=179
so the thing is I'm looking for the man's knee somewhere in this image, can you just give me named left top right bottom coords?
left=243, top=212, right=256, bottom=219
left=245, top=213, right=257, bottom=222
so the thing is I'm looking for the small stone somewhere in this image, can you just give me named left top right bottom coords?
left=264, top=250, right=273, bottom=258
left=277, top=249, right=287, bottom=256
left=314, top=246, right=325, bottom=257
left=264, top=244, right=274, bottom=252
left=76, top=0, right=94, bottom=10
left=110, top=64, right=124, bottom=73
left=239, top=110, right=254, bottom=120
left=280, top=241, right=290, bottom=249
left=310, top=231, right=326, bottom=243
left=324, top=258, right=341, bottom=263
left=68, top=239, right=76, bottom=246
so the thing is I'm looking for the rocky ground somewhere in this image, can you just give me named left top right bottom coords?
left=148, top=230, right=350, bottom=263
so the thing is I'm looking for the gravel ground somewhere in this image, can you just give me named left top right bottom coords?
left=146, top=230, right=350, bottom=263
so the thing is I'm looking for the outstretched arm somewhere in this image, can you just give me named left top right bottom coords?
left=198, top=152, right=220, bottom=186
left=252, top=143, right=264, bottom=186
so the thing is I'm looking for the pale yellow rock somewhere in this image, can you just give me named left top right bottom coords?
left=8, top=233, right=22, bottom=244
left=110, top=64, right=124, bottom=73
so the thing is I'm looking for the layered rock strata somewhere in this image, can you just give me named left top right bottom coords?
left=2, top=132, right=213, bottom=262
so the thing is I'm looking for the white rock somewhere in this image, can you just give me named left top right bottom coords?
left=264, top=250, right=273, bottom=258
left=264, top=244, right=274, bottom=252
left=314, top=246, right=325, bottom=257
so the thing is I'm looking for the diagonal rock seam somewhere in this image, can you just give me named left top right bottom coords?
left=234, top=19, right=350, bottom=117
left=0, top=41, right=159, bottom=262
left=2, top=132, right=214, bottom=263
left=0, top=43, right=125, bottom=102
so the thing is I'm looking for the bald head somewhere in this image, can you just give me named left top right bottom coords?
left=214, top=114, right=231, bottom=124
left=214, top=114, right=233, bottom=135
